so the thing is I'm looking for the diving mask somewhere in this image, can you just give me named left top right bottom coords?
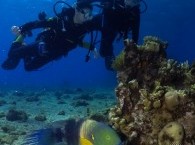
left=79, top=8, right=92, bottom=20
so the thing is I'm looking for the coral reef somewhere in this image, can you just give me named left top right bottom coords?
left=158, top=122, right=184, bottom=145
left=109, top=36, right=195, bottom=145
left=112, top=51, right=125, bottom=70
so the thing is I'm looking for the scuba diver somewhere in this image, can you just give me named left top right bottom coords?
left=22, top=118, right=122, bottom=145
left=77, top=0, right=142, bottom=70
left=1, top=1, right=100, bottom=71
left=2, top=0, right=145, bottom=71
left=98, top=0, right=141, bottom=70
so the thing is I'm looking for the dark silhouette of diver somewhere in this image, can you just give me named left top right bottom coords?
left=2, top=1, right=100, bottom=71
left=2, top=0, right=144, bottom=71
left=77, top=0, right=141, bottom=70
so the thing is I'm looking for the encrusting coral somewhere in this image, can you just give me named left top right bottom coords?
left=158, top=121, right=184, bottom=145
left=109, top=36, right=195, bottom=145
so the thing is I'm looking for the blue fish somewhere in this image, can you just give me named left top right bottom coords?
left=22, top=128, right=56, bottom=145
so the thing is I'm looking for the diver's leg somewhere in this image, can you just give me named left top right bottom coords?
left=100, top=30, right=116, bottom=58
left=99, top=18, right=116, bottom=57
left=2, top=42, right=23, bottom=70
left=100, top=14, right=117, bottom=70
left=2, top=35, right=25, bottom=70
left=10, top=42, right=40, bottom=58
left=24, top=56, right=51, bottom=71
left=129, top=6, right=140, bottom=43
left=2, top=42, right=39, bottom=70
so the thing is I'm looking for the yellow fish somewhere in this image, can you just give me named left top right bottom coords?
left=79, top=120, right=121, bottom=145
left=80, top=137, right=93, bottom=145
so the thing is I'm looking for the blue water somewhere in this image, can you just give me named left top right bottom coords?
left=0, top=0, right=195, bottom=90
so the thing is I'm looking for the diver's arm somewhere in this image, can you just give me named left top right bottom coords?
left=19, top=18, right=58, bottom=34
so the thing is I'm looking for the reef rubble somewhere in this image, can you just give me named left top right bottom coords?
left=109, top=36, right=195, bottom=145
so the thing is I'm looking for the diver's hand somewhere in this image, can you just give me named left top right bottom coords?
left=11, top=26, right=21, bottom=36
left=93, top=48, right=99, bottom=59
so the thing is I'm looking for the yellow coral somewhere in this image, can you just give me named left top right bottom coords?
left=158, top=122, right=184, bottom=145
left=128, top=79, right=138, bottom=89
left=164, top=91, right=180, bottom=111
left=153, top=100, right=161, bottom=108
left=112, top=51, right=125, bottom=70
left=143, top=36, right=168, bottom=50
left=143, top=98, right=151, bottom=110
left=144, top=41, right=160, bottom=52
left=151, top=111, right=173, bottom=135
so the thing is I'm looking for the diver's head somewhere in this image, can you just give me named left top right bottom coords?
left=74, top=0, right=93, bottom=24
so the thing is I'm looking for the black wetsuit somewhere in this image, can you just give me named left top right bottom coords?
left=2, top=8, right=100, bottom=71
left=80, top=0, right=140, bottom=70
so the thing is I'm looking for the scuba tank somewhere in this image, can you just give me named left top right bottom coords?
left=124, top=0, right=141, bottom=8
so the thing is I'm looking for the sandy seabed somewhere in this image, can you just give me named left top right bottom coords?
left=0, top=87, right=116, bottom=145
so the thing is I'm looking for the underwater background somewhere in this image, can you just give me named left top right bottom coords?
left=0, top=0, right=195, bottom=144
left=0, top=0, right=195, bottom=90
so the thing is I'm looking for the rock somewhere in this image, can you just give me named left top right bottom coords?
left=26, top=96, right=39, bottom=102
left=54, top=91, right=63, bottom=98
left=58, top=111, right=65, bottom=115
left=0, top=112, right=5, bottom=118
left=73, top=94, right=93, bottom=101
left=34, top=115, right=47, bottom=121
left=12, top=90, right=25, bottom=96
left=6, top=109, right=28, bottom=122
left=57, top=100, right=66, bottom=104
left=75, top=88, right=83, bottom=92
left=0, top=134, right=18, bottom=145
left=0, top=99, right=6, bottom=106
left=1, top=125, right=16, bottom=133
left=72, top=100, right=89, bottom=107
